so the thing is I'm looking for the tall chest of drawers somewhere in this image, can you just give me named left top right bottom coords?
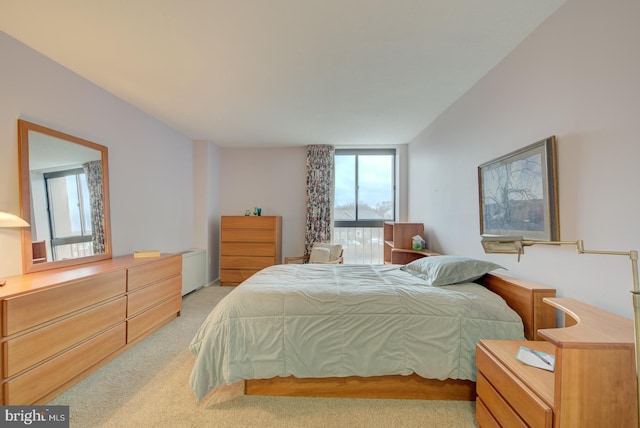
left=220, top=216, right=282, bottom=285
left=0, top=253, right=182, bottom=405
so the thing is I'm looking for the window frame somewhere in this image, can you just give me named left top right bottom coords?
left=334, top=148, right=396, bottom=228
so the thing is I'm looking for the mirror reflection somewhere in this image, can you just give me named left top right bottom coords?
left=18, top=120, right=112, bottom=273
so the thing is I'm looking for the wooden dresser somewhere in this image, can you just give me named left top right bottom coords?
left=220, top=216, right=282, bottom=285
left=0, top=253, right=182, bottom=405
left=476, top=297, right=638, bottom=427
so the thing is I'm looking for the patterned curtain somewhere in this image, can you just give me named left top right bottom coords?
left=83, top=160, right=105, bottom=254
left=305, top=145, right=335, bottom=255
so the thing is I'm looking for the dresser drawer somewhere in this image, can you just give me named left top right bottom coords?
left=2, top=270, right=126, bottom=336
left=127, top=276, right=181, bottom=317
left=128, top=255, right=181, bottom=291
left=476, top=372, right=527, bottom=427
left=221, top=242, right=275, bottom=256
left=221, top=256, right=274, bottom=270
left=221, top=229, right=276, bottom=243
left=4, top=323, right=126, bottom=405
left=3, top=297, right=126, bottom=378
left=127, top=294, right=181, bottom=343
left=476, top=344, right=553, bottom=428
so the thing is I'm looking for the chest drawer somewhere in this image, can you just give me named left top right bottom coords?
left=221, top=242, right=275, bottom=256
left=128, top=255, right=181, bottom=291
left=221, top=229, right=276, bottom=243
left=222, top=216, right=278, bottom=229
left=476, top=343, right=553, bottom=428
left=221, top=256, right=274, bottom=270
left=2, top=270, right=126, bottom=336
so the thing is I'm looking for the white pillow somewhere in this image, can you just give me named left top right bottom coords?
left=312, top=243, right=342, bottom=261
left=309, top=247, right=331, bottom=263
left=400, top=255, right=504, bottom=286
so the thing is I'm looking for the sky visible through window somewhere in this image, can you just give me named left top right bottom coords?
left=335, top=154, right=394, bottom=221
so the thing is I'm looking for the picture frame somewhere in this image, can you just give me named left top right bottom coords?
left=478, top=136, right=559, bottom=241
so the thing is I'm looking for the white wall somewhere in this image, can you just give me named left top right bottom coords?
left=219, top=147, right=307, bottom=261
left=0, top=31, right=196, bottom=277
left=193, top=140, right=221, bottom=283
left=408, top=0, right=640, bottom=318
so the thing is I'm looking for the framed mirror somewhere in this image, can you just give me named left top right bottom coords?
left=18, top=119, right=112, bottom=273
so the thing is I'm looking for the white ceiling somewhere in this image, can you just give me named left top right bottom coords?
left=0, top=0, right=565, bottom=148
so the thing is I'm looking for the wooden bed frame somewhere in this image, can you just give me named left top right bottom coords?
left=244, top=271, right=557, bottom=400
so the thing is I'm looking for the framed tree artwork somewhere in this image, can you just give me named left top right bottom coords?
left=478, top=136, right=559, bottom=241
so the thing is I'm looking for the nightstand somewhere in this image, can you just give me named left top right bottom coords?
left=476, top=298, right=638, bottom=427
left=476, top=340, right=554, bottom=427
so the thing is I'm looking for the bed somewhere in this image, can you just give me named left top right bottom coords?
left=189, top=257, right=556, bottom=402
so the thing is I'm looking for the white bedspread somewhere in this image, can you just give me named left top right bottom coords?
left=189, top=264, right=524, bottom=401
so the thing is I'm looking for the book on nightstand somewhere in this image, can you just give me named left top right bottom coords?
left=134, top=250, right=161, bottom=258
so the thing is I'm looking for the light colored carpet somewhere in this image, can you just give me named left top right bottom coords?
left=50, top=285, right=477, bottom=428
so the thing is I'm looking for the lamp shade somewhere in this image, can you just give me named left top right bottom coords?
left=481, top=236, right=525, bottom=254
left=0, top=211, right=30, bottom=228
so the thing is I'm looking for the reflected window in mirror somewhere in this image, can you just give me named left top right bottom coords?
left=18, top=119, right=112, bottom=273
left=42, top=167, right=97, bottom=260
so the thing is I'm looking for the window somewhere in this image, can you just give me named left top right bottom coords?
left=334, top=149, right=396, bottom=226
left=334, top=149, right=396, bottom=263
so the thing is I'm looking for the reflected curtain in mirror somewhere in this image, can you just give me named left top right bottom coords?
left=82, top=160, right=105, bottom=254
